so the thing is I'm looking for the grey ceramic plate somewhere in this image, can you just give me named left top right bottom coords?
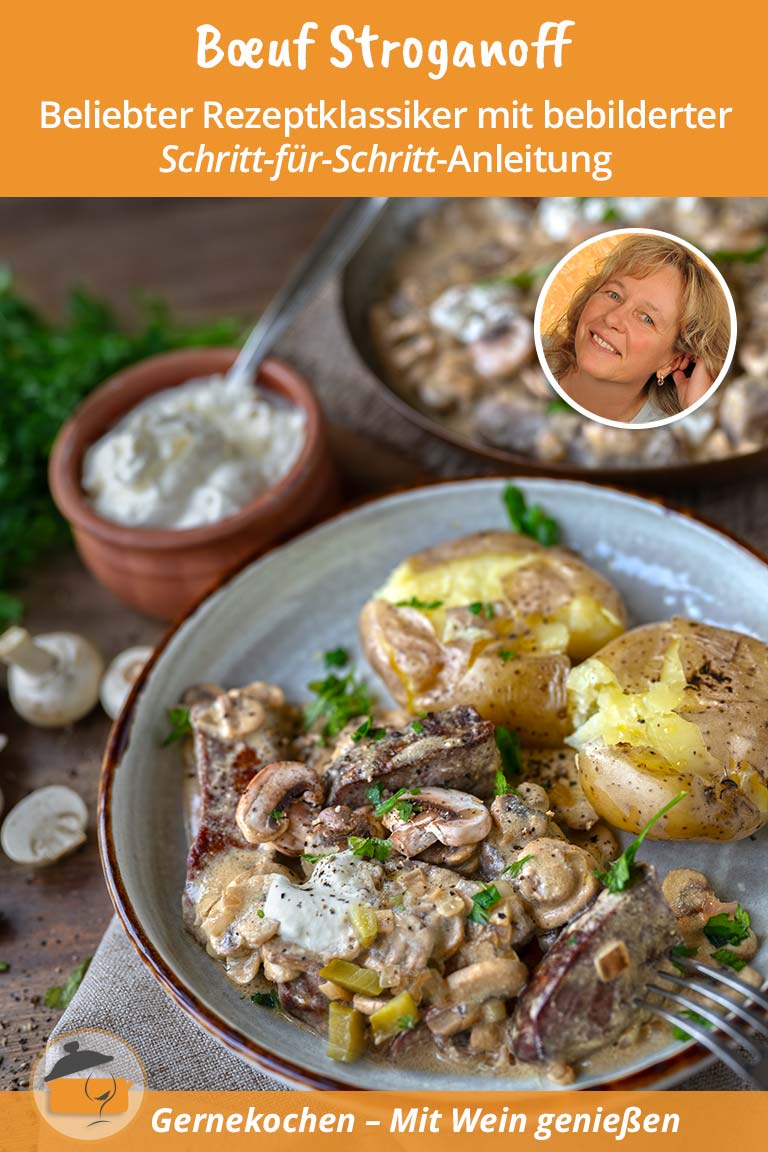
left=100, top=479, right=767, bottom=1090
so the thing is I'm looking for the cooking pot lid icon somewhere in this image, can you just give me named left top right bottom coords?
left=44, top=1040, right=114, bottom=1082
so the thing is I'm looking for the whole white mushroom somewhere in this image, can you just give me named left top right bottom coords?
left=0, top=627, right=103, bottom=727
left=1, top=785, right=87, bottom=865
left=100, top=646, right=153, bottom=720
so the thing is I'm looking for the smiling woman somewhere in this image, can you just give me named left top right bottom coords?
left=541, top=231, right=733, bottom=425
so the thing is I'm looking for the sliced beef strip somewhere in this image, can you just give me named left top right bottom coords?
left=183, top=685, right=302, bottom=930
left=325, top=706, right=500, bottom=807
left=511, top=865, right=681, bottom=1065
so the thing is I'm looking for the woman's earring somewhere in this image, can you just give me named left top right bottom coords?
left=656, top=371, right=666, bottom=386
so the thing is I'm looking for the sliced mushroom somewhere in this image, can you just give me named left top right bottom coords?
left=1, top=785, right=87, bottom=865
left=382, top=787, right=491, bottom=858
left=236, top=761, right=323, bottom=854
left=566, top=821, right=620, bottom=868
left=446, top=955, right=528, bottom=1005
left=192, top=682, right=286, bottom=741
left=100, top=645, right=153, bottom=719
left=480, top=785, right=564, bottom=877
left=508, top=838, right=599, bottom=930
left=0, top=627, right=103, bottom=727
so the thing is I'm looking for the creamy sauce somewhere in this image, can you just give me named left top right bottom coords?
left=263, top=851, right=381, bottom=957
left=82, top=374, right=306, bottom=529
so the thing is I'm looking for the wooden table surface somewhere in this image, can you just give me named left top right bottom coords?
left=0, top=199, right=766, bottom=1090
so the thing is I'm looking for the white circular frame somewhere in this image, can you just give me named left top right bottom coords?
left=533, top=226, right=738, bottom=430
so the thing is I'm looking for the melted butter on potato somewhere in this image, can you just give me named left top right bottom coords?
left=360, top=531, right=626, bottom=747
left=567, top=617, right=768, bottom=841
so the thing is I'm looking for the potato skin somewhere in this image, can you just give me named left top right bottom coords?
left=571, top=617, right=768, bottom=841
left=359, top=531, right=626, bottom=748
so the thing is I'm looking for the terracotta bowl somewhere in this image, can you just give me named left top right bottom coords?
left=49, top=349, right=338, bottom=619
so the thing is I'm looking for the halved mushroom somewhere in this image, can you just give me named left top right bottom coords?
left=381, top=787, right=491, bottom=858
left=100, top=645, right=153, bottom=720
left=1, top=785, right=87, bottom=865
left=508, top=838, right=599, bottom=930
left=236, top=761, right=323, bottom=855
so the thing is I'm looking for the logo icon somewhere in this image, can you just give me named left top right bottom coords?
left=32, top=1028, right=146, bottom=1140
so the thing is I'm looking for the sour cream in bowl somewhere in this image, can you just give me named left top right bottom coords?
left=82, top=373, right=307, bottom=530
left=49, top=349, right=337, bottom=619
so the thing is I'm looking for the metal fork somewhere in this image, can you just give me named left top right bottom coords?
left=637, top=956, right=768, bottom=1089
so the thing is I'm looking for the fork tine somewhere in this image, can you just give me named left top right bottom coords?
left=656, top=971, right=768, bottom=1039
left=672, top=957, right=768, bottom=1012
left=646, top=983, right=762, bottom=1059
left=637, top=997, right=763, bottom=1089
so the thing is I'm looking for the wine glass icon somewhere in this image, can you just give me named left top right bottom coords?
left=84, top=1071, right=118, bottom=1126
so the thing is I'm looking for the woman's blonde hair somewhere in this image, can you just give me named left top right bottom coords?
left=545, top=234, right=731, bottom=416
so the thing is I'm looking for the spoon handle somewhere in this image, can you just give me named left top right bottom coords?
left=228, top=197, right=389, bottom=386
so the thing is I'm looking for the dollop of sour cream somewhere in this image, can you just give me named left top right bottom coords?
left=82, top=374, right=306, bottom=529
left=262, top=851, right=381, bottom=958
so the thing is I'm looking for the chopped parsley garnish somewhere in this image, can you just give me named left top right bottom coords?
left=494, top=768, right=523, bottom=798
left=0, top=961, right=9, bottom=972
left=373, top=788, right=420, bottom=818
left=44, top=957, right=91, bottom=1010
left=348, top=835, right=391, bottom=862
left=502, top=483, right=560, bottom=546
left=365, top=783, right=383, bottom=806
left=669, top=944, right=697, bottom=971
left=324, top=647, right=349, bottom=668
left=546, top=398, right=573, bottom=414
left=395, top=597, right=444, bottom=611
left=411, top=720, right=424, bottom=734
left=251, top=991, right=279, bottom=1009
left=161, top=706, right=192, bottom=747
left=595, top=791, right=686, bottom=893
left=256, top=909, right=265, bottom=919
left=703, top=905, right=751, bottom=949
left=495, top=725, right=522, bottom=785
left=396, top=1015, right=416, bottom=1031
left=270, top=807, right=285, bottom=823
left=352, top=716, right=386, bottom=743
left=468, top=601, right=494, bottom=619
left=395, top=800, right=416, bottom=821
left=565, top=936, right=579, bottom=948
left=672, top=1009, right=712, bottom=1042
left=498, top=648, right=518, bottom=662
left=502, top=855, right=533, bottom=879
left=301, top=851, right=337, bottom=864
left=468, top=884, right=502, bottom=924
left=711, top=948, right=748, bottom=972
left=304, top=671, right=375, bottom=739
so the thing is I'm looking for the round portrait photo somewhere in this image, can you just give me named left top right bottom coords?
left=534, top=228, right=737, bottom=428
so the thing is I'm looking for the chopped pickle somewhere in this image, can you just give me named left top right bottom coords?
left=319, top=959, right=383, bottom=996
left=350, top=903, right=379, bottom=948
left=327, top=1002, right=367, bottom=1063
left=370, top=990, right=420, bottom=1038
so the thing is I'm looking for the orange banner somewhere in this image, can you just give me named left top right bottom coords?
left=3, top=1090, right=767, bottom=1152
left=1, top=0, right=767, bottom=195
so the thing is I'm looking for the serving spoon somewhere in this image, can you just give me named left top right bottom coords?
left=227, top=197, right=389, bottom=389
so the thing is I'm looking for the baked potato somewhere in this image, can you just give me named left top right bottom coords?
left=359, top=531, right=626, bottom=747
left=567, top=617, right=768, bottom=841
